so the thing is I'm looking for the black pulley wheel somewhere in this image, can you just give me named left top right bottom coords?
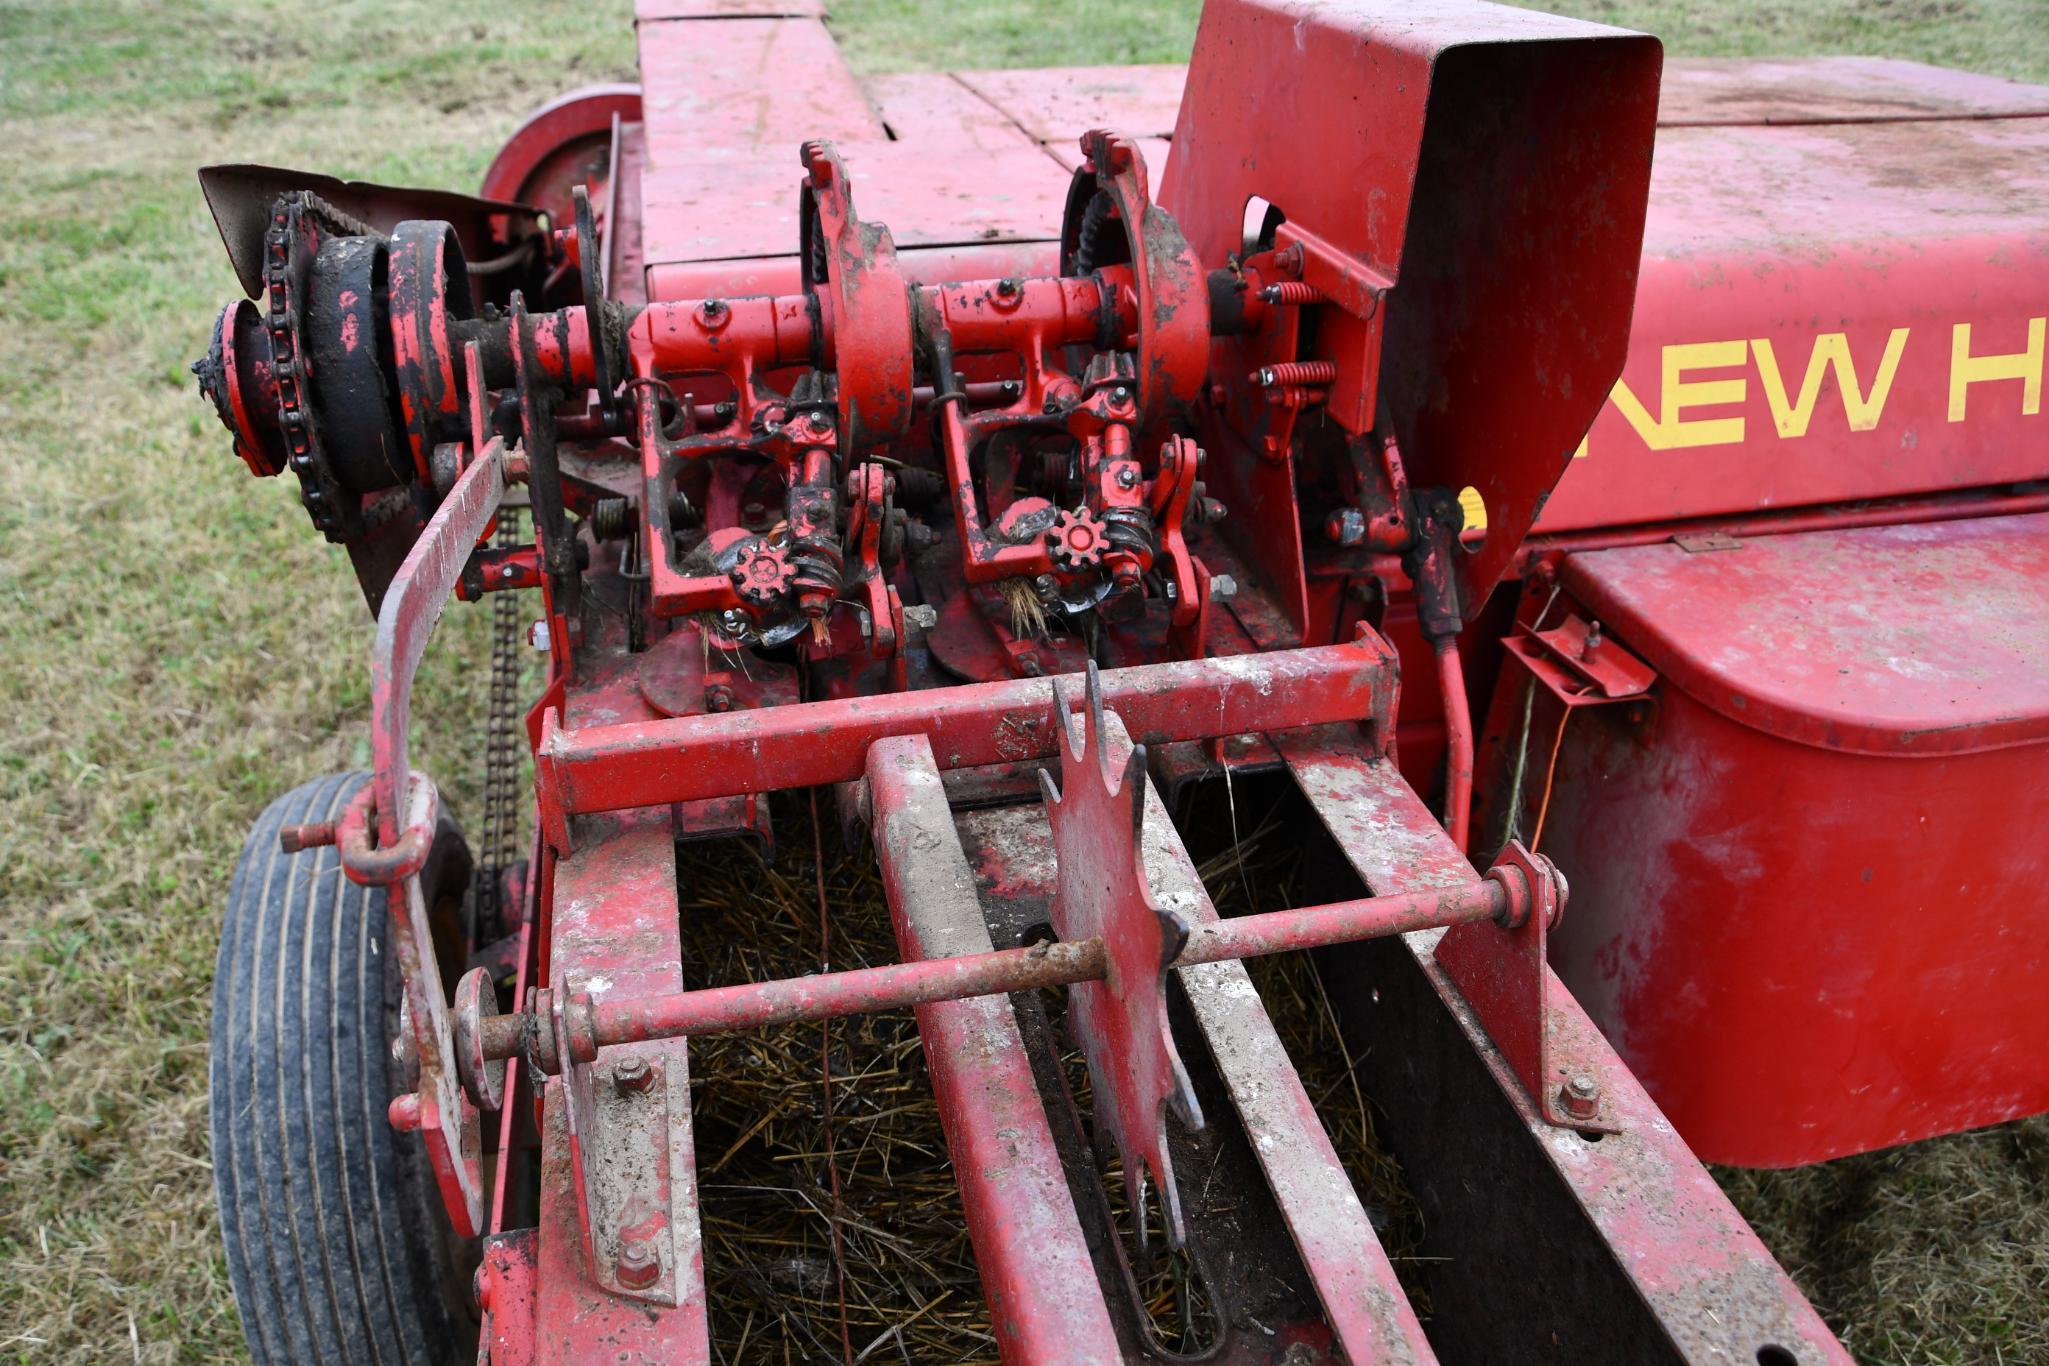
left=210, top=772, right=476, bottom=1363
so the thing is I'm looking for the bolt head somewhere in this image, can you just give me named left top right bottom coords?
left=1559, top=1074, right=1600, bottom=1119
left=528, top=619, right=551, bottom=651
left=613, top=1056, right=655, bottom=1095
left=1210, top=574, right=1239, bottom=600
left=1108, top=385, right=1131, bottom=408
left=903, top=604, right=938, bottom=631
left=1325, top=507, right=1367, bottom=547
left=1115, top=465, right=1139, bottom=489
left=615, top=1237, right=661, bottom=1289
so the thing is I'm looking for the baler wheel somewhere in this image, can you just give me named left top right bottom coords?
left=210, top=772, right=476, bottom=1364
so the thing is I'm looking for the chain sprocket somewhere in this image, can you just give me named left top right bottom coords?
left=263, top=191, right=385, bottom=542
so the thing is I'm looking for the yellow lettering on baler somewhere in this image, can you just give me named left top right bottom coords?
left=1948, top=318, right=2045, bottom=421
left=1752, top=330, right=1910, bottom=437
left=1609, top=340, right=1748, bottom=450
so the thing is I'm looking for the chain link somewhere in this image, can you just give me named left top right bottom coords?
left=473, top=505, right=526, bottom=939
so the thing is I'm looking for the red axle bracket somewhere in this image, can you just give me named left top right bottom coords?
left=1434, top=841, right=1616, bottom=1132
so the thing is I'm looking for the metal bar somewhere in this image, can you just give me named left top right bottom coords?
left=368, top=440, right=506, bottom=843
left=868, top=735, right=1123, bottom=1364
left=568, top=877, right=1506, bottom=1053
left=537, top=633, right=1397, bottom=819
left=534, top=807, right=708, bottom=1359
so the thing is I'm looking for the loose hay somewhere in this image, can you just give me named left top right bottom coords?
left=677, top=817, right=994, bottom=1363
left=672, top=790, right=1431, bottom=1361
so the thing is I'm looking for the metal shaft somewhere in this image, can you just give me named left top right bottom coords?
left=486, top=877, right=1510, bottom=1064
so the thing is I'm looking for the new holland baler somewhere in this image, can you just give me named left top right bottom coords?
left=191, top=0, right=2049, bottom=1360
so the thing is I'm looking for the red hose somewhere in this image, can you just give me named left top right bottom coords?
left=1435, top=638, right=1474, bottom=853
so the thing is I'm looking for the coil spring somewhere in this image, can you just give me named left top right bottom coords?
left=590, top=497, right=631, bottom=541
left=788, top=482, right=845, bottom=606
left=1100, top=503, right=1154, bottom=562
left=1260, top=281, right=1325, bottom=306
left=1252, top=361, right=1339, bottom=387
left=788, top=539, right=844, bottom=601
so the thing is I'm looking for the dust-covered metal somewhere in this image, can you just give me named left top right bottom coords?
left=178, top=0, right=1942, bottom=1358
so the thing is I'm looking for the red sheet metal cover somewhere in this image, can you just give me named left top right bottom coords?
left=1560, top=512, right=2049, bottom=756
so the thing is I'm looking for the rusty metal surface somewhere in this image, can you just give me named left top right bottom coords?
left=369, top=441, right=505, bottom=845
left=198, top=163, right=541, bottom=300
left=535, top=806, right=707, bottom=1358
left=867, top=735, right=1123, bottom=1363
left=1039, top=673, right=1204, bottom=1246
left=1161, top=0, right=1660, bottom=620
left=479, top=1229, right=540, bottom=1366
left=957, top=804, right=1357, bottom=1362
left=477, top=85, right=641, bottom=237
left=538, top=636, right=1398, bottom=820
left=947, top=742, right=1438, bottom=1359
left=539, top=867, right=1506, bottom=1055
left=1278, top=727, right=1849, bottom=1364
left=188, top=8, right=1937, bottom=1358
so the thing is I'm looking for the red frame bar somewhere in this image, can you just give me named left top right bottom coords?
left=868, top=734, right=1123, bottom=1362
left=536, top=633, right=1398, bottom=834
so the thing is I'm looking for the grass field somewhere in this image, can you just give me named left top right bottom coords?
left=2, top=0, right=2045, bottom=1360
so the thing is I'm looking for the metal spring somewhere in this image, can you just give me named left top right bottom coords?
left=1251, top=361, right=1339, bottom=386
left=1100, top=503, right=1155, bottom=561
left=1259, top=281, right=1324, bottom=306
left=788, top=537, right=845, bottom=601
left=591, top=496, right=631, bottom=541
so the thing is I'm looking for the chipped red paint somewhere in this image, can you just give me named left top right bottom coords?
left=537, top=634, right=1399, bottom=825
left=1279, top=729, right=1849, bottom=1364
left=868, top=735, right=1125, bottom=1363
left=190, top=0, right=2006, bottom=1357
left=1039, top=668, right=1205, bottom=1248
left=534, top=805, right=708, bottom=1356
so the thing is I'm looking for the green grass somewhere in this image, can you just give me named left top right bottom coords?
left=2, top=0, right=2046, bottom=1360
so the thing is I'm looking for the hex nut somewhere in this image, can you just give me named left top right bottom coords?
left=613, top=1056, right=655, bottom=1095
left=616, top=1236, right=661, bottom=1289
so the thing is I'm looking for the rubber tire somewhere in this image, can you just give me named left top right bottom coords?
left=210, top=772, right=476, bottom=1364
